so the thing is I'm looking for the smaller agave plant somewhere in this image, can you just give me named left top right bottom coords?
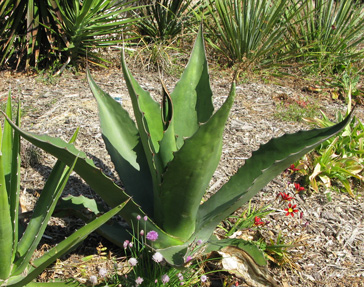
left=5, top=26, right=353, bottom=269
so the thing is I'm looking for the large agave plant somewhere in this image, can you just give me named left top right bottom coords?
left=5, top=27, right=353, bottom=267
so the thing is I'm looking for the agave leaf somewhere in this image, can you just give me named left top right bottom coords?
left=25, top=282, right=81, bottom=286
left=2, top=94, right=13, bottom=178
left=3, top=113, right=127, bottom=208
left=5, top=201, right=129, bottom=287
left=13, top=158, right=78, bottom=275
left=87, top=69, right=154, bottom=214
left=3, top=114, right=183, bottom=249
left=0, top=123, right=13, bottom=280
left=169, top=24, right=214, bottom=149
left=54, top=195, right=131, bottom=246
left=158, top=82, right=235, bottom=240
left=120, top=50, right=164, bottom=178
left=59, top=195, right=101, bottom=215
left=157, top=241, right=190, bottom=266
left=10, top=100, right=21, bottom=262
left=159, top=83, right=177, bottom=167
left=120, top=53, right=164, bottom=153
left=197, top=110, right=355, bottom=236
left=205, top=237, right=267, bottom=267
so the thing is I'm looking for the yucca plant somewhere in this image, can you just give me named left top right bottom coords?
left=283, top=0, right=364, bottom=72
left=0, top=0, right=138, bottom=70
left=133, top=0, right=200, bottom=43
left=205, top=0, right=291, bottom=66
left=53, top=0, right=139, bottom=68
left=0, top=95, right=129, bottom=287
left=4, top=28, right=354, bottom=268
left=0, top=0, right=66, bottom=69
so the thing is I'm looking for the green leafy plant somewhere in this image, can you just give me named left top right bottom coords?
left=0, top=0, right=137, bottom=70
left=0, top=95, right=129, bottom=287
left=257, top=231, right=297, bottom=268
left=303, top=107, right=363, bottom=197
left=4, top=28, right=354, bottom=270
left=274, top=96, right=320, bottom=122
left=219, top=201, right=273, bottom=237
left=205, top=0, right=291, bottom=66
left=283, top=0, right=364, bottom=73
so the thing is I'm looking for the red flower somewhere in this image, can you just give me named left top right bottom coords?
left=294, top=183, right=305, bottom=192
left=285, top=203, right=299, bottom=217
left=254, top=216, right=265, bottom=226
left=279, top=192, right=294, bottom=201
left=288, top=164, right=299, bottom=172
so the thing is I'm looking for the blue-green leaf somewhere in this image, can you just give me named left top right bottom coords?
left=197, top=110, right=355, bottom=237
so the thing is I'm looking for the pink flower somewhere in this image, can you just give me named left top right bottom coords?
left=140, top=229, right=144, bottom=236
left=128, top=257, right=138, bottom=266
left=143, top=215, right=148, bottom=221
left=185, top=256, right=192, bottom=263
left=135, top=276, right=144, bottom=285
left=152, top=252, right=164, bottom=263
left=137, top=215, right=141, bottom=220
left=161, top=274, right=170, bottom=284
left=177, top=273, right=184, bottom=281
left=201, top=274, right=208, bottom=282
left=146, top=230, right=158, bottom=241
left=123, top=240, right=129, bottom=249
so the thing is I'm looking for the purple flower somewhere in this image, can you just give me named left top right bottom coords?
left=161, top=274, right=170, bottom=284
left=143, top=215, right=148, bottom=221
left=128, top=257, right=138, bottom=266
left=185, top=256, right=192, bottom=263
left=135, top=276, right=144, bottom=285
left=201, top=274, right=208, bottom=282
left=146, top=230, right=158, bottom=241
left=197, top=239, right=203, bottom=245
left=137, top=215, right=141, bottom=220
left=152, top=252, right=164, bottom=263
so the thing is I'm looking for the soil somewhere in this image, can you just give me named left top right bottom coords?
left=0, top=54, right=363, bottom=287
